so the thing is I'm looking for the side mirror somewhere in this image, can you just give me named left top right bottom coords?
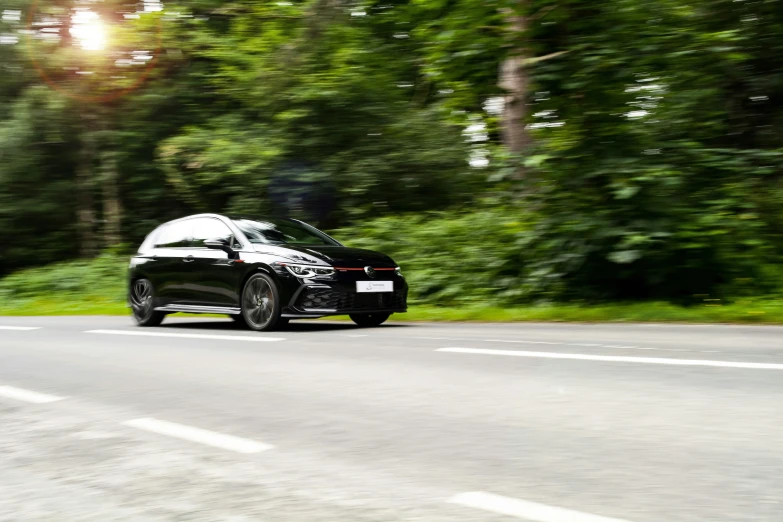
left=204, top=238, right=235, bottom=257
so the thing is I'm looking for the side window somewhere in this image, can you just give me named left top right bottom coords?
left=137, top=228, right=160, bottom=253
left=190, top=218, right=235, bottom=248
left=154, top=221, right=193, bottom=248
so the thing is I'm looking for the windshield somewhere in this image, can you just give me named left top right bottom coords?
left=233, top=218, right=339, bottom=246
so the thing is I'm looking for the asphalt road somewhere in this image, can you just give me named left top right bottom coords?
left=1, top=316, right=782, bottom=522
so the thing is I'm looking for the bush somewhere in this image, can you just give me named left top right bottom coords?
left=337, top=207, right=529, bottom=306
left=0, top=254, right=127, bottom=304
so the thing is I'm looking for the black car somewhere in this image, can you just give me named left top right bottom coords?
left=128, top=214, right=407, bottom=331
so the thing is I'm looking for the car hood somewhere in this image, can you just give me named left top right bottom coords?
left=253, top=244, right=396, bottom=268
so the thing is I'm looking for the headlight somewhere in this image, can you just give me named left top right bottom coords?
left=278, top=263, right=335, bottom=279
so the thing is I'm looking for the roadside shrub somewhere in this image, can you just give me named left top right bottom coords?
left=336, top=207, right=529, bottom=306
left=0, top=254, right=127, bottom=304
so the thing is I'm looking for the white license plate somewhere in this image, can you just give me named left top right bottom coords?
left=356, top=281, right=394, bottom=293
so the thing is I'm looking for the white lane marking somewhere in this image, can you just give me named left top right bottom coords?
left=340, top=334, right=368, bottom=338
left=0, top=326, right=42, bottom=331
left=487, top=339, right=559, bottom=345
left=414, top=336, right=472, bottom=341
left=86, top=329, right=284, bottom=342
left=438, top=348, right=783, bottom=371
left=0, top=386, right=66, bottom=404
left=449, top=491, right=633, bottom=522
left=412, top=336, right=715, bottom=353
left=123, top=418, right=274, bottom=454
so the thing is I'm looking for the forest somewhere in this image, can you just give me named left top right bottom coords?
left=2, top=0, right=783, bottom=313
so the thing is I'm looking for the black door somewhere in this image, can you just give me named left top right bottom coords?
left=149, top=220, right=194, bottom=304
left=186, top=217, right=244, bottom=307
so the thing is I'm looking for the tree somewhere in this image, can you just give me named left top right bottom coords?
left=155, top=0, right=475, bottom=223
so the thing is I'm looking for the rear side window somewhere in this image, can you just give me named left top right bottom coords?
left=190, top=218, right=236, bottom=247
left=154, top=220, right=193, bottom=248
left=138, top=228, right=159, bottom=253
left=233, top=218, right=338, bottom=246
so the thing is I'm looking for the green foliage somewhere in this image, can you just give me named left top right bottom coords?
left=513, top=0, right=783, bottom=301
left=0, top=254, right=128, bottom=306
left=339, top=206, right=528, bottom=305
left=2, top=0, right=783, bottom=308
left=5, top=253, right=783, bottom=325
left=0, top=87, right=80, bottom=273
left=154, top=0, right=476, bottom=223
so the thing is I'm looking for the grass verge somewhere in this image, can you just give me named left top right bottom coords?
left=393, top=302, right=783, bottom=324
left=3, top=298, right=783, bottom=324
left=3, top=255, right=783, bottom=323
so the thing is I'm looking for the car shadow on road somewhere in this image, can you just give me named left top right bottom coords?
left=160, top=317, right=411, bottom=333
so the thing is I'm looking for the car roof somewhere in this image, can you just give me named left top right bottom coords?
left=229, top=216, right=300, bottom=223
left=163, top=213, right=228, bottom=225
left=159, top=214, right=311, bottom=231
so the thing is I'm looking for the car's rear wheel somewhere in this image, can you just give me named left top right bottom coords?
left=241, top=273, right=284, bottom=331
left=130, top=278, right=165, bottom=327
left=350, top=313, right=391, bottom=327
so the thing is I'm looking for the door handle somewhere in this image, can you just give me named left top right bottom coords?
left=183, top=256, right=195, bottom=263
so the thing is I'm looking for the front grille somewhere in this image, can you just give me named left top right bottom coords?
left=299, top=288, right=342, bottom=310
left=297, top=287, right=407, bottom=311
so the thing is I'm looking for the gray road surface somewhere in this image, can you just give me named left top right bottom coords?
left=1, top=316, right=782, bottom=521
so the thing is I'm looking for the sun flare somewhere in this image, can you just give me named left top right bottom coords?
left=70, top=9, right=107, bottom=51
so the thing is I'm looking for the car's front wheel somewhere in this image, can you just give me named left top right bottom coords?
left=130, top=278, right=165, bottom=327
left=240, top=273, right=284, bottom=331
left=231, top=313, right=288, bottom=329
left=350, top=313, right=391, bottom=327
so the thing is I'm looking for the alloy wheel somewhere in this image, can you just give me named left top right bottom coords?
left=131, top=279, right=154, bottom=320
left=243, top=276, right=276, bottom=329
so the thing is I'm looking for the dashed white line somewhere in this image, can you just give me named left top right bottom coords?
left=0, top=385, right=66, bottom=404
left=85, top=329, right=284, bottom=342
left=487, top=339, right=559, bottom=345
left=123, top=418, right=274, bottom=454
left=0, top=326, right=42, bottom=331
left=449, top=491, right=633, bottom=522
left=409, top=336, right=713, bottom=353
left=413, top=336, right=471, bottom=341
left=438, top=347, right=783, bottom=371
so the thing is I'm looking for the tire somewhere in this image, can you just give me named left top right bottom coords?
left=230, top=314, right=247, bottom=327
left=240, top=273, right=284, bottom=331
left=230, top=314, right=288, bottom=329
left=350, top=313, right=391, bottom=327
left=130, top=278, right=165, bottom=327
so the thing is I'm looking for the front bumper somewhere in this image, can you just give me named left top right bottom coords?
left=282, top=276, right=408, bottom=316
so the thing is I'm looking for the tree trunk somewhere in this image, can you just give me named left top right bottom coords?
left=76, top=120, right=97, bottom=258
left=101, top=151, right=122, bottom=248
left=499, top=56, right=531, bottom=155
left=499, top=4, right=531, bottom=176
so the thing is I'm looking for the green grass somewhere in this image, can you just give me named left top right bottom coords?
left=392, top=302, right=783, bottom=324
left=3, top=255, right=783, bottom=324
left=0, top=254, right=128, bottom=316
left=4, top=298, right=783, bottom=325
